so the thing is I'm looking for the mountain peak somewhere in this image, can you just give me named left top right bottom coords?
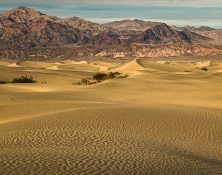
left=17, top=6, right=30, bottom=10
left=10, top=6, right=39, bottom=13
left=0, top=6, right=52, bottom=23
left=3, top=6, right=43, bottom=14
left=105, top=19, right=161, bottom=31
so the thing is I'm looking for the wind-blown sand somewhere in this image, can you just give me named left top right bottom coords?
left=0, top=57, right=222, bottom=174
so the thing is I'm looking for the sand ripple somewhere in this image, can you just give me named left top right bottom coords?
left=0, top=105, right=221, bottom=175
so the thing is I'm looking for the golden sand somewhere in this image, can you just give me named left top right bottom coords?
left=0, top=57, right=222, bottom=174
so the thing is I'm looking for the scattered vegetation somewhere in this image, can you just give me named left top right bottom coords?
left=73, top=79, right=97, bottom=86
left=0, top=75, right=37, bottom=84
left=41, top=81, right=47, bottom=84
left=0, top=80, right=8, bottom=84
left=184, top=70, right=193, bottom=72
left=11, top=75, right=37, bottom=83
left=201, top=67, right=208, bottom=71
left=74, top=72, right=128, bottom=86
left=118, top=74, right=129, bottom=78
left=92, top=72, right=122, bottom=81
left=92, top=72, right=108, bottom=81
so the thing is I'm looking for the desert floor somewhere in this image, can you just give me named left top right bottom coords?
left=0, top=57, right=222, bottom=175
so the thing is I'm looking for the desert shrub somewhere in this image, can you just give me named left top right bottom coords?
left=118, top=74, right=129, bottom=78
left=93, top=72, right=122, bottom=81
left=80, top=79, right=90, bottom=85
left=11, top=75, right=37, bottom=83
left=93, top=72, right=108, bottom=81
left=108, top=72, right=121, bottom=79
left=73, top=79, right=97, bottom=86
left=0, top=80, right=8, bottom=84
left=201, top=67, right=208, bottom=71
left=72, top=82, right=80, bottom=85
left=74, top=71, right=128, bottom=86
left=184, top=70, right=192, bottom=72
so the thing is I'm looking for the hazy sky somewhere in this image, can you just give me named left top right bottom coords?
left=0, top=0, right=222, bottom=28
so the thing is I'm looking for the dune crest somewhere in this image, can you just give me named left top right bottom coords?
left=196, top=61, right=211, bottom=68
left=114, top=59, right=144, bottom=76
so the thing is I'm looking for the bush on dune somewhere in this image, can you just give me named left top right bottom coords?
left=73, top=79, right=97, bottom=86
left=108, top=72, right=121, bottom=79
left=201, top=67, right=208, bottom=71
left=0, top=80, right=8, bottom=84
left=92, top=72, right=123, bottom=81
left=93, top=72, right=108, bottom=81
left=11, top=75, right=37, bottom=83
left=0, top=75, right=37, bottom=84
left=74, top=71, right=128, bottom=86
left=118, top=74, right=129, bottom=78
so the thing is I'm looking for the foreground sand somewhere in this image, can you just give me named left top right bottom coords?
left=0, top=57, right=222, bottom=174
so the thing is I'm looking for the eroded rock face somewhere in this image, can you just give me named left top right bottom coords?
left=131, top=24, right=209, bottom=44
left=0, top=6, right=221, bottom=59
left=1, top=44, right=221, bottom=60
left=0, top=6, right=93, bottom=49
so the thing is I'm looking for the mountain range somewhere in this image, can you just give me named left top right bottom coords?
left=0, top=6, right=222, bottom=59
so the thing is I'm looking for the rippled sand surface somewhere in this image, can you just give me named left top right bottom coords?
left=0, top=57, right=222, bottom=174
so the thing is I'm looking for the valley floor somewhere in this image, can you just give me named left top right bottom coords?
left=0, top=57, right=222, bottom=175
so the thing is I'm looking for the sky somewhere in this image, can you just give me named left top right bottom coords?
left=0, top=0, right=222, bottom=28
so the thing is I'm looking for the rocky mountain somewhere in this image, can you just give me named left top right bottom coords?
left=0, top=6, right=93, bottom=49
left=0, top=6, right=221, bottom=59
left=104, top=19, right=161, bottom=31
left=130, top=23, right=209, bottom=44
left=59, top=17, right=109, bottom=31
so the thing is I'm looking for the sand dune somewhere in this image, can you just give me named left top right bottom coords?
left=3, top=84, right=56, bottom=92
left=7, top=63, right=21, bottom=68
left=0, top=105, right=221, bottom=174
left=46, top=66, right=59, bottom=70
left=114, top=59, right=144, bottom=76
left=0, top=57, right=222, bottom=174
left=63, top=60, right=88, bottom=65
left=156, top=61, right=167, bottom=64
left=196, top=61, right=211, bottom=68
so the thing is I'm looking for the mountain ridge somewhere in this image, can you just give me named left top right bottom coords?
left=0, top=6, right=221, bottom=59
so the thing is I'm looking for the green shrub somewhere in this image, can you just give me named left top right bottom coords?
left=93, top=72, right=108, bottom=81
left=108, top=72, right=121, bottom=79
left=201, top=67, right=208, bottom=71
left=118, top=74, right=129, bottom=78
left=11, top=75, right=37, bottom=83
left=73, top=79, right=97, bottom=86
left=0, top=80, right=8, bottom=84
left=80, top=79, right=90, bottom=85
left=184, top=70, right=192, bottom=72
left=74, top=71, right=127, bottom=86
left=93, top=72, right=122, bottom=81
